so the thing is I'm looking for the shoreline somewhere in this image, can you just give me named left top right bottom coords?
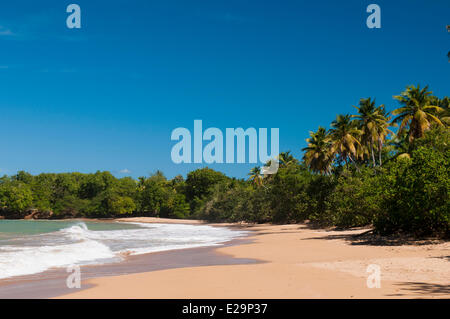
left=0, top=218, right=255, bottom=299
left=57, top=218, right=449, bottom=299
left=0, top=217, right=448, bottom=298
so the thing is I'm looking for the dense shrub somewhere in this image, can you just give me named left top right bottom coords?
left=374, top=144, right=449, bottom=237
left=265, top=165, right=311, bottom=223
left=324, top=169, right=383, bottom=228
left=0, top=128, right=448, bottom=238
left=0, top=182, right=33, bottom=215
left=184, top=168, right=228, bottom=213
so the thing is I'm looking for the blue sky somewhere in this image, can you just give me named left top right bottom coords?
left=0, top=0, right=449, bottom=179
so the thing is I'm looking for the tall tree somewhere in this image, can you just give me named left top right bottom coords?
left=392, top=85, right=444, bottom=144
left=430, top=96, right=450, bottom=126
left=278, top=151, right=297, bottom=168
left=375, top=105, right=393, bottom=166
left=352, top=98, right=392, bottom=166
left=248, top=166, right=263, bottom=186
left=329, top=114, right=362, bottom=166
left=302, top=126, right=333, bottom=174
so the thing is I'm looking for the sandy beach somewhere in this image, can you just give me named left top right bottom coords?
left=54, top=218, right=449, bottom=299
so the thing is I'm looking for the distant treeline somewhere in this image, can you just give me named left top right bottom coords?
left=0, top=85, right=449, bottom=237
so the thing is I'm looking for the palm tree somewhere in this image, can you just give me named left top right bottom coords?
left=383, top=130, right=411, bottom=162
left=440, top=97, right=450, bottom=126
left=375, top=105, right=393, bottom=166
left=261, top=151, right=296, bottom=177
left=392, top=85, right=444, bottom=144
left=353, top=98, right=381, bottom=166
left=430, top=96, right=450, bottom=126
left=278, top=151, right=296, bottom=168
left=302, top=127, right=333, bottom=174
left=248, top=166, right=263, bottom=186
left=329, top=114, right=362, bottom=166
left=352, top=98, right=392, bottom=166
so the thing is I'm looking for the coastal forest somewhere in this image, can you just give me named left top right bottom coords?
left=1, top=84, right=449, bottom=238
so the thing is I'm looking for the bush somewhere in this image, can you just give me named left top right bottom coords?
left=161, top=193, right=190, bottom=219
left=326, top=170, right=383, bottom=228
left=374, top=144, right=450, bottom=237
left=265, top=165, right=312, bottom=223
left=239, top=187, right=272, bottom=223
left=0, top=182, right=33, bottom=215
left=184, top=168, right=228, bottom=214
left=199, top=183, right=243, bottom=222
left=304, top=175, right=335, bottom=226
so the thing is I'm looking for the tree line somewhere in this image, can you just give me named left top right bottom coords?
left=0, top=84, right=448, bottom=237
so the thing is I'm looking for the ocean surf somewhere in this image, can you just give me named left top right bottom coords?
left=0, top=220, right=247, bottom=280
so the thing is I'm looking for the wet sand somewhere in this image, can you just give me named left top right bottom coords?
left=1, top=218, right=448, bottom=299
left=56, top=220, right=449, bottom=299
left=0, top=237, right=256, bottom=299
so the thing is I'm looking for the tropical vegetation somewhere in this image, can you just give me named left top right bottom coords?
left=0, top=84, right=448, bottom=238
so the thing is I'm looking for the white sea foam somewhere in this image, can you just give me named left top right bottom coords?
left=0, top=221, right=247, bottom=280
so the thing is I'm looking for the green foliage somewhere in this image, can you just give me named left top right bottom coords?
left=96, top=190, right=136, bottom=216
left=0, top=86, right=447, bottom=239
left=0, top=181, right=33, bottom=214
left=300, top=175, right=334, bottom=225
left=185, top=168, right=228, bottom=213
left=197, top=89, right=449, bottom=239
left=162, top=193, right=190, bottom=219
left=198, top=180, right=269, bottom=223
left=374, top=132, right=450, bottom=236
left=199, top=182, right=243, bottom=222
left=325, top=169, right=382, bottom=228
left=135, top=172, right=190, bottom=219
left=265, top=164, right=312, bottom=223
left=136, top=173, right=170, bottom=216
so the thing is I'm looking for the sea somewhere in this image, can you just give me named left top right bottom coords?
left=0, top=219, right=247, bottom=280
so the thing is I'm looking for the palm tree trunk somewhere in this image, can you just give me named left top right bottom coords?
left=348, top=155, right=361, bottom=172
left=371, top=145, right=376, bottom=167
left=378, top=139, right=383, bottom=166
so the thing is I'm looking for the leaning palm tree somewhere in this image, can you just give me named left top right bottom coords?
left=352, top=98, right=393, bottom=166
left=261, top=151, right=296, bottom=173
left=392, top=85, right=444, bottom=144
left=248, top=166, right=263, bottom=187
left=278, top=151, right=296, bottom=168
left=430, top=96, right=450, bottom=126
left=302, top=127, right=333, bottom=174
left=329, top=114, right=362, bottom=166
left=375, top=105, right=393, bottom=166
left=440, top=97, right=450, bottom=126
left=353, top=98, right=382, bottom=166
left=385, top=131, right=411, bottom=160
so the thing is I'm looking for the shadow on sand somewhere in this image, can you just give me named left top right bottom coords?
left=386, top=282, right=450, bottom=297
left=300, top=223, right=447, bottom=246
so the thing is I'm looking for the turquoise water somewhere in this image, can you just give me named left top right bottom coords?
left=0, top=220, right=140, bottom=239
left=0, top=219, right=247, bottom=280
